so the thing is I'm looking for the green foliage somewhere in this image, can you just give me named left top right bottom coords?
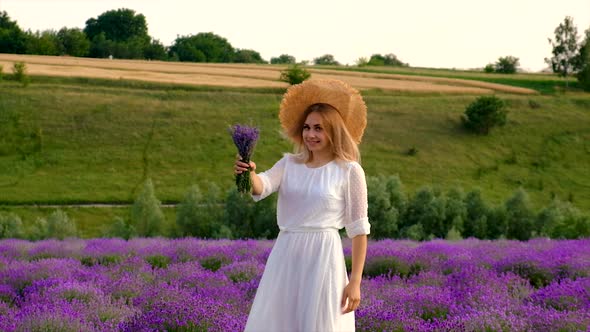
left=445, top=226, right=462, bottom=241
left=233, top=49, right=266, bottom=64
left=270, top=54, right=296, bottom=64
left=130, top=178, right=164, bottom=237
left=404, top=186, right=446, bottom=239
left=175, top=184, right=225, bottom=238
left=84, top=8, right=148, bottom=43
left=46, top=209, right=78, bottom=240
left=367, top=53, right=407, bottom=67
left=402, top=223, right=425, bottom=241
left=12, top=62, right=30, bottom=87
left=56, top=27, right=90, bottom=57
left=0, top=64, right=3, bottom=81
left=169, top=32, right=234, bottom=62
left=146, top=254, right=171, bottom=269
left=444, top=187, right=467, bottom=235
left=25, top=30, right=60, bottom=55
left=27, top=217, right=48, bottom=241
left=545, top=16, right=581, bottom=86
left=0, top=212, right=24, bottom=238
left=103, top=216, right=136, bottom=240
left=355, top=57, right=369, bottom=67
left=495, top=56, right=520, bottom=74
left=366, top=175, right=403, bottom=239
left=462, top=95, right=507, bottom=135
left=143, top=38, right=168, bottom=60
left=577, top=27, right=590, bottom=91
left=279, top=64, right=311, bottom=85
left=224, top=189, right=278, bottom=239
left=313, top=54, right=339, bottom=65
left=484, top=64, right=495, bottom=73
left=537, top=200, right=590, bottom=239
left=463, top=189, right=491, bottom=239
left=505, top=188, right=534, bottom=240
left=0, top=11, right=28, bottom=54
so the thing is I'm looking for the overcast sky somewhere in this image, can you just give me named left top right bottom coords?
left=2, top=0, right=589, bottom=71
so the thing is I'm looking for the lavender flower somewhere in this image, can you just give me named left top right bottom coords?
left=229, top=124, right=260, bottom=193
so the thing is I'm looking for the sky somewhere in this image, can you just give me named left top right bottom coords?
left=1, top=0, right=590, bottom=72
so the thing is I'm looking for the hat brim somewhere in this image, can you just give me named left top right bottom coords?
left=279, top=79, right=367, bottom=144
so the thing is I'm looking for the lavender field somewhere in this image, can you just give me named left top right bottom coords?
left=0, top=237, right=589, bottom=331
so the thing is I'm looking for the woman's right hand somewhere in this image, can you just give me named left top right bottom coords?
left=234, top=157, right=256, bottom=174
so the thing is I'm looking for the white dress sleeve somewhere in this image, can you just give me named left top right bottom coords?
left=344, top=162, right=371, bottom=238
left=251, top=155, right=288, bottom=202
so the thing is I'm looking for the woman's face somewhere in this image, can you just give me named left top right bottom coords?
left=302, top=111, right=331, bottom=154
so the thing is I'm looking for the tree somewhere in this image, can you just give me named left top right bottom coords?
left=234, top=49, right=266, bottom=64
left=279, top=64, right=311, bottom=85
left=56, top=27, right=90, bottom=57
left=494, top=56, right=519, bottom=74
left=576, top=27, right=590, bottom=91
left=463, top=189, right=490, bottom=239
left=84, top=8, right=148, bottom=43
left=130, top=178, right=164, bottom=237
left=25, top=30, right=60, bottom=55
left=143, top=38, right=168, bottom=60
left=169, top=32, right=234, bottom=62
left=270, top=54, right=296, bottom=64
left=505, top=188, right=534, bottom=240
left=0, top=11, right=28, bottom=53
left=313, top=54, right=339, bottom=65
left=366, top=176, right=401, bottom=239
left=546, top=16, right=580, bottom=88
left=462, top=95, right=507, bottom=135
left=367, top=53, right=406, bottom=66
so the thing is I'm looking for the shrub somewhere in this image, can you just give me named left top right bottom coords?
left=445, top=226, right=462, bottom=241
left=463, top=189, right=491, bottom=239
left=366, top=175, right=405, bottom=239
left=404, top=186, right=446, bottom=238
left=537, top=200, right=590, bottom=239
left=12, top=62, right=30, bottom=87
left=494, top=56, right=520, bottom=74
left=28, top=217, right=49, bottom=241
left=103, top=216, right=136, bottom=240
left=484, top=63, right=495, bottom=73
left=176, top=185, right=204, bottom=237
left=279, top=64, right=310, bottom=85
left=462, top=95, right=507, bottom=135
left=46, top=209, right=78, bottom=239
left=130, top=178, right=164, bottom=237
left=505, top=188, right=534, bottom=240
left=0, top=212, right=24, bottom=238
left=0, top=64, right=3, bottom=81
left=270, top=54, right=296, bottom=64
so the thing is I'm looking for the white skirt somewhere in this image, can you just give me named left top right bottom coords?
left=244, top=228, right=355, bottom=332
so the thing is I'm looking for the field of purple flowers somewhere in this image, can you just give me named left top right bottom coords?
left=0, top=237, right=589, bottom=331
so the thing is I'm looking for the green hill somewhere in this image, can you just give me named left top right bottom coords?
left=1, top=75, right=589, bottom=237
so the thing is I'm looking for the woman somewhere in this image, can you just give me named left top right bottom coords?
left=235, top=79, right=370, bottom=332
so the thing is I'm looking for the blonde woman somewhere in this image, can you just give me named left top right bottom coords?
left=235, top=79, right=370, bottom=332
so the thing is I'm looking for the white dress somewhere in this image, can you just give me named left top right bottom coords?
left=244, top=154, right=371, bottom=332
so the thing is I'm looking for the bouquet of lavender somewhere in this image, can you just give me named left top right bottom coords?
left=230, top=124, right=260, bottom=193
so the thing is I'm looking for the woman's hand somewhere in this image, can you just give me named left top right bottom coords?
left=234, top=156, right=256, bottom=174
left=341, top=281, right=361, bottom=314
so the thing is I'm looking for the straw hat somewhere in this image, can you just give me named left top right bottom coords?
left=279, top=79, right=367, bottom=144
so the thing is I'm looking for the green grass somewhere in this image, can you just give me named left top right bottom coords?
left=1, top=76, right=590, bottom=237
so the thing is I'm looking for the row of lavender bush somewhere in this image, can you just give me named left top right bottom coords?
left=0, top=237, right=588, bottom=331
left=2, top=177, right=589, bottom=241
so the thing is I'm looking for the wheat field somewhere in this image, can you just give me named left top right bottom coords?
left=0, top=54, right=537, bottom=94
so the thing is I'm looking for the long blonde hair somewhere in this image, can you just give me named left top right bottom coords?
left=293, top=103, right=360, bottom=163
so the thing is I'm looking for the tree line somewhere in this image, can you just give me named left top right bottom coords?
left=0, top=9, right=406, bottom=68
left=1, top=176, right=588, bottom=241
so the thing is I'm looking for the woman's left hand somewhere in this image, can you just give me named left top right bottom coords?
left=341, top=281, right=361, bottom=314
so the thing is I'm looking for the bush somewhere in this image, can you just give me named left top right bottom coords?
left=404, top=186, right=446, bottom=238
left=103, top=216, right=136, bottom=240
left=366, top=175, right=404, bottom=239
left=484, top=63, right=495, bottom=73
left=537, top=200, right=590, bottom=239
left=0, top=212, right=24, bottom=238
left=0, top=64, right=3, bottom=81
left=12, top=62, right=30, bottom=87
left=46, top=209, right=78, bottom=239
left=176, top=185, right=205, bottom=237
left=505, top=188, right=534, bottom=240
left=494, top=56, right=520, bottom=74
left=224, top=188, right=278, bottom=239
left=270, top=54, right=296, bottom=64
left=462, top=95, right=507, bottom=135
left=463, top=189, right=490, bottom=239
left=130, top=178, right=164, bottom=237
left=313, top=54, right=339, bottom=65
left=279, top=64, right=311, bottom=85
left=28, top=217, right=49, bottom=241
